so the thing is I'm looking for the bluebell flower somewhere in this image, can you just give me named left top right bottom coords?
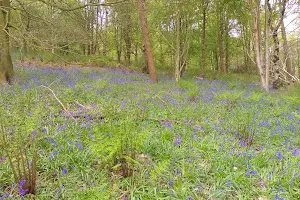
left=276, top=151, right=283, bottom=161
left=169, top=180, right=174, bottom=187
left=62, top=167, right=67, bottom=175
left=31, top=130, right=37, bottom=136
left=76, top=142, right=83, bottom=150
left=292, top=149, right=300, bottom=156
left=227, top=180, right=231, bottom=187
left=49, top=152, right=55, bottom=160
left=251, top=170, right=257, bottom=175
left=18, top=180, right=28, bottom=196
left=197, top=184, right=201, bottom=191
left=175, top=136, right=181, bottom=146
left=0, top=156, right=5, bottom=163
left=42, top=128, right=47, bottom=133
left=177, top=169, right=182, bottom=176
left=275, top=192, right=285, bottom=200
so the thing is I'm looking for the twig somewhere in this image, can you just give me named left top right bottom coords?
left=74, top=101, right=87, bottom=109
left=40, top=85, right=77, bottom=121
left=278, top=62, right=299, bottom=82
left=152, top=94, right=174, bottom=115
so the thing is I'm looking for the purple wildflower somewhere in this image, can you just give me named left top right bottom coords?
left=251, top=170, right=257, bottom=175
left=276, top=151, right=283, bottom=161
left=76, top=142, right=83, bottom=150
left=31, top=130, right=37, bottom=135
left=169, top=180, right=174, bottom=187
left=227, top=180, right=231, bottom=187
left=292, top=149, right=300, bottom=156
left=62, top=167, right=67, bottom=175
left=175, top=136, right=181, bottom=145
left=49, top=152, right=55, bottom=160
left=188, top=197, right=193, bottom=200
left=197, top=184, right=201, bottom=191
left=18, top=180, right=28, bottom=196
left=177, top=169, right=182, bottom=176
left=0, top=156, right=5, bottom=163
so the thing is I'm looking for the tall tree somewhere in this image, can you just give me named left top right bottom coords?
left=136, top=0, right=157, bottom=82
left=281, top=19, right=293, bottom=79
left=0, top=0, right=14, bottom=84
left=267, top=0, right=287, bottom=89
left=265, top=0, right=270, bottom=91
left=248, top=0, right=266, bottom=89
left=201, top=0, right=208, bottom=76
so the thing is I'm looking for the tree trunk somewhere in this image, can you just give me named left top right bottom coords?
left=267, top=0, right=287, bottom=89
left=248, top=0, right=266, bottom=88
left=265, top=0, right=270, bottom=91
left=142, top=45, right=149, bottom=73
left=281, top=19, right=293, bottom=79
left=175, top=7, right=182, bottom=82
left=225, top=18, right=229, bottom=73
left=218, top=11, right=225, bottom=73
left=0, top=0, right=14, bottom=84
left=297, top=38, right=300, bottom=79
left=136, top=0, right=157, bottom=82
left=201, top=0, right=207, bottom=76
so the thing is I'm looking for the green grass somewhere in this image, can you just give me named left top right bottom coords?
left=0, top=66, right=300, bottom=200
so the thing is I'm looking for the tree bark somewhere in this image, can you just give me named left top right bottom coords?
left=265, top=0, right=270, bottom=91
left=225, top=17, right=229, bottom=73
left=248, top=0, right=266, bottom=88
left=136, top=0, right=157, bottom=82
left=218, top=10, right=225, bottom=73
left=281, top=19, right=293, bottom=79
left=0, top=0, right=14, bottom=84
left=201, top=0, right=207, bottom=76
left=175, top=7, right=181, bottom=82
left=267, top=0, right=287, bottom=89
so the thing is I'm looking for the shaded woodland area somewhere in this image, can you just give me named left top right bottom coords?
left=0, top=0, right=299, bottom=88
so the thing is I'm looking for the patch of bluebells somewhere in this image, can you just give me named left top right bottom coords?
left=2, top=65, right=299, bottom=199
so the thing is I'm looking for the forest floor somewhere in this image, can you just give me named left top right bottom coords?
left=1, top=65, right=300, bottom=200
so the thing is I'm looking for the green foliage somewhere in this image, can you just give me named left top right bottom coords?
left=282, top=82, right=300, bottom=105
left=0, top=89, right=42, bottom=196
left=178, top=79, right=199, bottom=97
left=1, top=67, right=300, bottom=200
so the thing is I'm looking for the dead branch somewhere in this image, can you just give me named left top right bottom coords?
left=40, top=85, right=77, bottom=121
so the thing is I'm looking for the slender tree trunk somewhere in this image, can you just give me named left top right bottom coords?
left=265, top=0, right=270, bottom=91
left=124, top=25, right=131, bottom=66
left=218, top=11, right=225, bottom=73
left=175, top=7, right=181, bottom=82
left=297, top=38, right=300, bottom=78
left=201, top=0, right=207, bottom=76
left=136, top=0, right=157, bottom=82
left=281, top=20, right=293, bottom=79
left=225, top=18, right=229, bottom=73
left=103, top=10, right=109, bottom=56
left=249, top=0, right=266, bottom=88
left=179, top=17, right=187, bottom=77
left=0, top=0, right=14, bottom=84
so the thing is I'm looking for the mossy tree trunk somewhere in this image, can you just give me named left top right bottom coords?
left=0, top=0, right=14, bottom=84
